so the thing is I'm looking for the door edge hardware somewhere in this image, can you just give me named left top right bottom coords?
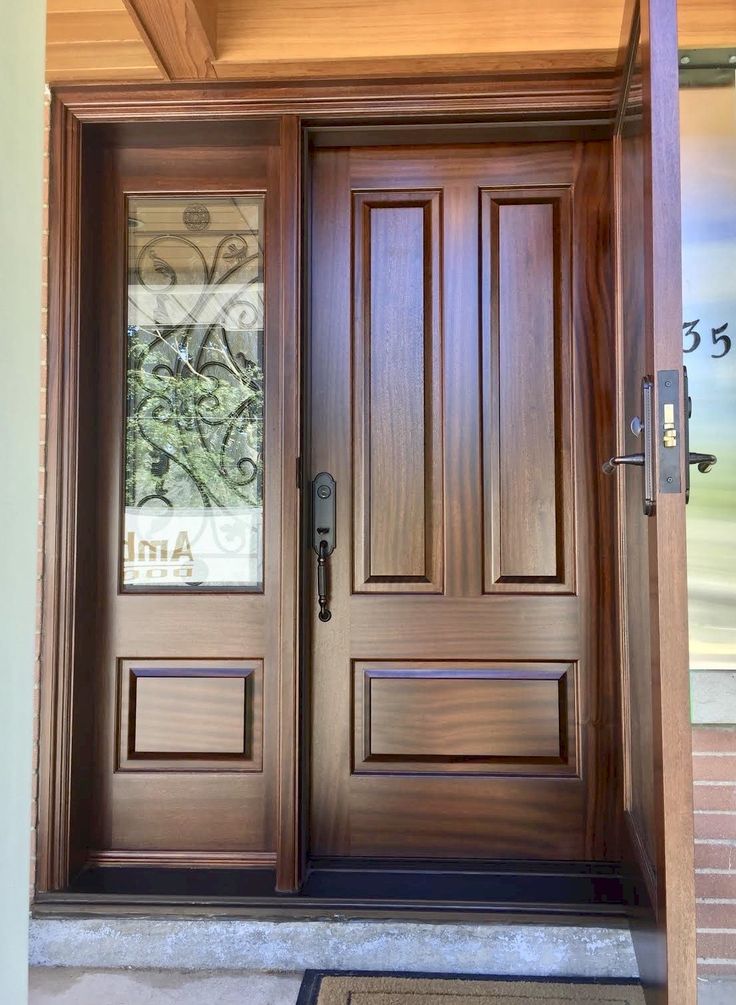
left=688, top=451, right=717, bottom=474
left=602, top=376, right=656, bottom=517
left=683, top=366, right=718, bottom=503
left=602, top=454, right=644, bottom=473
left=311, top=472, right=336, bottom=623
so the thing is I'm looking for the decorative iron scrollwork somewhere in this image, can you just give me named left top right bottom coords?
left=125, top=198, right=265, bottom=521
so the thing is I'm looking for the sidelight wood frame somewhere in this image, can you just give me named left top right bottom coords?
left=37, top=25, right=695, bottom=999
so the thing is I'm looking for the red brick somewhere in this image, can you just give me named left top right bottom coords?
left=697, top=901, right=736, bottom=929
left=693, top=727, right=736, bottom=754
left=694, top=784, right=736, bottom=811
left=693, top=755, right=736, bottom=782
left=695, top=843, right=736, bottom=869
left=698, top=932, right=736, bottom=962
left=695, top=813, right=736, bottom=840
left=695, top=872, right=736, bottom=899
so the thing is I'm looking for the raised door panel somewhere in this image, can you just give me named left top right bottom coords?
left=353, top=661, right=577, bottom=776
left=481, top=189, right=574, bottom=593
left=352, top=191, right=443, bottom=593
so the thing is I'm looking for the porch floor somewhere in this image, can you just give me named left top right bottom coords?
left=28, top=968, right=736, bottom=1004
left=29, top=968, right=304, bottom=1004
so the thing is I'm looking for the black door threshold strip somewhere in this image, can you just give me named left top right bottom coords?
left=34, top=860, right=628, bottom=918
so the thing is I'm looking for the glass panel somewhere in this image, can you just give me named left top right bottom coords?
left=124, top=196, right=264, bottom=589
left=680, top=83, right=736, bottom=668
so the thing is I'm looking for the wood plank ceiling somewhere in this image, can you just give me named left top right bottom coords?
left=46, top=0, right=736, bottom=84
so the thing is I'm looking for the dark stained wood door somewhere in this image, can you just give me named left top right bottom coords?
left=614, top=0, right=696, bottom=998
left=308, top=140, right=621, bottom=860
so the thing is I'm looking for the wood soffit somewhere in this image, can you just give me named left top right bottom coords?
left=46, top=1, right=736, bottom=86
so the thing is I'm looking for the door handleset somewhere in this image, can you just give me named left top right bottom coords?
left=312, top=472, right=336, bottom=623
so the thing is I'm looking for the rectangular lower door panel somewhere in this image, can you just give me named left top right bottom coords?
left=354, top=661, right=577, bottom=774
left=117, top=660, right=263, bottom=770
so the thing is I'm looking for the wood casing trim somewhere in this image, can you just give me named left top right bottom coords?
left=37, top=98, right=84, bottom=894
left=275, top=114, right=303, bottom=892
left=48, top=72, right=620, bottom=127
left=86, top=849, right=277, bottom=869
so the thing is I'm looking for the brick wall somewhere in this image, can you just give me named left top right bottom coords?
left=694, top=725, right=736, bottom=977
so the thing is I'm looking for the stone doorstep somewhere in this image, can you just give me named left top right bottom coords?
left=29, top=918, right=638, bottom=978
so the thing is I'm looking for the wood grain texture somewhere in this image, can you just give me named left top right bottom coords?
left=481, top=190, right=574, bottom=591
left=36, top=99, right=86, bottom=893
left=46, top=1, right=736, bottom=85
left=116, top=661, right=263, bottom=769
left=498, top=202, right=557, bottom=578
left=46, top=1, right=163, bottom=82
left=49, top=75, right=619, bottom=127
left=133, top=677, right=247, bottom=754
left=353, top=192, right=442, bottom=591
left=353, top=663, right=576, bottom=773
left=274, top=114, right=303, bottom=892
left=123, top=0, right=217, bottom=79
left=614, top=1, right=697, bottom=998
left=308, top=141, right=618, bottom=862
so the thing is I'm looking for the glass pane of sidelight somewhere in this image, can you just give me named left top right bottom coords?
left=680, top=82, right=736, bottom=669
left=124, top=196, right=264, bottom=589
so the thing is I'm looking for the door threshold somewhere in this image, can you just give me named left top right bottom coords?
left=34, top=859, right=628, bottom=922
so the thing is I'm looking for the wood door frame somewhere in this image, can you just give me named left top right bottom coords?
left=39, top=65, right=649, bottom=906
left=612, top=0, right=697, bottom=994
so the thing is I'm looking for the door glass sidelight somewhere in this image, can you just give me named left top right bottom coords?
left=680, top=73, right=736, bottom=670
left=123, top=195, right=265, bottom=590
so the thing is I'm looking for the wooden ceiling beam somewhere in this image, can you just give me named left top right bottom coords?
left=123, top=0, right=218, bottom=80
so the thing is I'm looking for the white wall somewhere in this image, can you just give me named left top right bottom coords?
left=0, top=2, right=46, bottom=1002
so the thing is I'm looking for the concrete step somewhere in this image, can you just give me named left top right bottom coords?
left=29, top=917, right=638, bottom=978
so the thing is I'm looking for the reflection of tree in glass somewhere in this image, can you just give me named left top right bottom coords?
left=125, top=324, right=264, bottom=512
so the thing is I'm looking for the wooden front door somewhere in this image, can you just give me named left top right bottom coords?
left=308, top=140, right=621, bottom=861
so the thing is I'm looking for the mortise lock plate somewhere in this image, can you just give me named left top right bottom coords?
left=657, top=370, right=682, bottom=495
left=604, top=367, right=716, bottom=514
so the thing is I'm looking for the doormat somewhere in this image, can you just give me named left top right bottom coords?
left=296, top=971, right=645, bottom=1005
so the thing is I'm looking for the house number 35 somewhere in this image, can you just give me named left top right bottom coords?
left=683, top=320, right=732, bottom=358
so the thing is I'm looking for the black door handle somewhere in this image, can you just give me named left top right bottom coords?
left=688, top=451, right=717, bottom=474
left=684, top=367, right=717, bottom=501
left=316, top=538, right=331, bottom=623
left=602, top=453, right=645, bottom=474
left=312, top=472, right=336, bottom=623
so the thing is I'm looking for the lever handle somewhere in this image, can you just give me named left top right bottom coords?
left=688, top=451, right=717, bottom=474
left=602, top=453, right=645, bottom=475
